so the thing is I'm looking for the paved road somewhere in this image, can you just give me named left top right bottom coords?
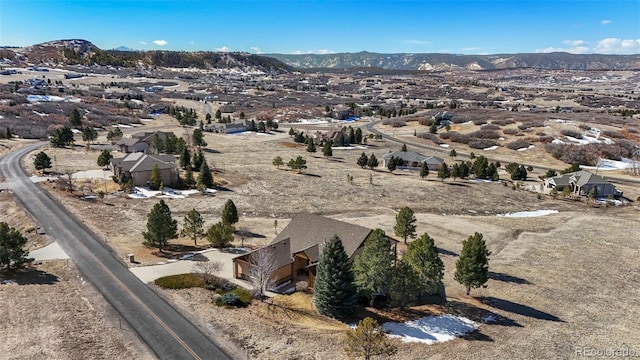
left=362, top=119, right=640, bottom=186
left=0, top=142, right=233, bottom=360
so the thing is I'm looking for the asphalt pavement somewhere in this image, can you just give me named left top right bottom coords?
left=0, top=142, right=234, bottom=360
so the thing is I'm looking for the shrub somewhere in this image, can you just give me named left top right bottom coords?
left=503, top=128, right=519, bottom=135
left=469, top=129, right=500, bottom=139
left=506, top=139, right=531, bottom=150
left=560, top=129, right=582, bottom=138
left=418, top=118, right=433, bottom=126
left=602, top=130, right=623, bottom=138
left=491, top=119, right=515, bottom=126
left=481, top=124, right=500, bottom=131
left=517, top=120, right=545, bottom=131
left=578, top=124, right=592, bottom=131
left=203, top=275, right=236, bottom=292
left=536, top=136, right=554, bottom=143
left=216, top=288, right=252, bottom=307
left=154, top=273, right=205, bottom=289
left=468, top=139, right=497, bottom=149
left=472, top=118, right=487, bottom=125
left=391, top=121, right=406, bottom=128
left=535, top=131, right=547, bottom=136
left=417, top=132, right=445, bottom=145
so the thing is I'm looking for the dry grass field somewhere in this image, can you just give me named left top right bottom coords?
left=15, top=115, right=639, bottom=359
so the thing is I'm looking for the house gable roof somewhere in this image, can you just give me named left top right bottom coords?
left=234, top=238, right=293, bottom=270
left=382, top=151, right=443, bottom=165
left=271, top=212, right=374, bottom=262
left=111, top=153, right=175, bottom=173
left=548, top=170, right=612, bottom=188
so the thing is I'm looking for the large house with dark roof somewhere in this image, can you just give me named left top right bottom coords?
left=115, top=130, right=176, bottom=153
left=110, top=152, right=178, bottom=187
left=232, top=212, right=398, bottom=289
left=544, top=170, right=621, bottom=198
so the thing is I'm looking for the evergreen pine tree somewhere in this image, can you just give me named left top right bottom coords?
left=96, top=150, right=113, bottom=168
left=149, top=164, right=162, bottom=190
left=344, top=318, right=397, bottom=360
left=221, top=199, right=239, bottom=225
left=357, top=152, right=369, bottom=168
left=197, top=160, right=214, bottom=189
left=353, top=229, right=394, bottom=306
left=306, top=137, right=316, bottom=153
left=322, top=140, right=333, bottom=158
left=405, top=233, right=444, bottom=297
left=454, top=232, right=491, bottom=295
left=184, top=166, right=195, bottom=188
left=182, top=208, right=204, bottom=246
left=367, top=154, right=379, bottom=170
left=0, top=222, right=33, bottom=272
left=388, top=259, right=422, bottom=309
left=33, top=151, right=52, bottom=172
left=192, top=149, right=204, bottom=171
left=394, top=206, right=416, bottom=244
left=437, top=162, right=451, bottom=182
left=420, top=161, right=429, bottom=179
left=142, top=200, right=178, bottom=253
left=387, top=156, right=398, bottom=173
left=314, top=236, right=357, bottom=319
left=180, top=147, right=191, bottom=170
left=69, top=108, right=82, bottom=128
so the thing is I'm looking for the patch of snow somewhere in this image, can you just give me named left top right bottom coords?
left=71, top=129, right=82, bottom=134
left=498, top=210, right=559, bottom=218
left=551, top=139, right=565, bottom=145
left=517, top=145, right=535, bottom=151
left=583, top=158, right=634, bottom=171
left=114, top=124, right=132, bottom=128
left=439, top=144, right=450, bottom=148
left=483, top=146, right=499, bottom=151
left=382, top=315, right=478, bottom=344
left=128, top=186, right=201, bottom=199
left=549, top=118, right=574, bottom=125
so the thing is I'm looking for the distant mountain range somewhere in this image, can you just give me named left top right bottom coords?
left=1, top=39, right=293, bottom=73
left=265, top=51, right=640, bottom=71
left=2, top=40, right=639, bottom=72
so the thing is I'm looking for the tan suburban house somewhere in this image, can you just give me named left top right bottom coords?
left=110, top=152, right=178, bottom=187
left=115, top=130, right=176, bottom=153
left=232, top=212, right=398, bottom=291
left=382, top=150, right=444, bottom=170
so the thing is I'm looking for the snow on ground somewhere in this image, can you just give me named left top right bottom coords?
left=498, top=210, right=559, bottom=218
left=439, top=144, right=450, bottom=148
left=382, top=315, right=478, bottom=344
left=517, top=145, right=535, bottom=151
left=549, top=118, right=574, bottom=125
left=483, top=146, right=499, bottom=151
left=128, top=186, right=216, bottom=199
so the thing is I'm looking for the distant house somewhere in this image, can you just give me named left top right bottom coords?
left=144, top=86, right=164, bottom=93
left=232, top=212, right=398, bottom=290
left=115, top=131, right=176, bottom=153
left=110, top=153, right=178, bottom=187
left=204, top=120, right=253, bottom=134
left=330, top=105, right=350, bottom=120
left=544, top=170, right=621, bottom=198
left=382, top=151, right=444, bottom=170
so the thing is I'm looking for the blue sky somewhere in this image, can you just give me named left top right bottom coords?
left=1, top=0, right=638, bottom=54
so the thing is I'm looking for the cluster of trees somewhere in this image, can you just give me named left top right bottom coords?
left=315, top=229, right=445, bottom=318
left=438, top=155, right=501, bottom=182
left=179, top=147, right=214, bottom=189
left=0, top=222, right=33, bottom=273
left=143, top=199, right=240, bottom=252
left=505, top=162, right=529, bottom=181
left=106, top=127, right=123, bottom=142
left=356, top=153, right=379, bottom=170
left=168, top=106, right=198, bottom=126
left=0, top=127, right=13, bottom=139
left=314, top=227, right=491, bottom=320
left=49, top=126, right=74, bottom=148
left=291, top=126, right=363, bottom=148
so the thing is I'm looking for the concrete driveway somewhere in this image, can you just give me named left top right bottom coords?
left=129, top=248, right=253, bottom=290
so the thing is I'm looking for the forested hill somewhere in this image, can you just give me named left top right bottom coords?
left=3, top=39, right=293, bottom=73
left=265, top=51, right=640, bottom=71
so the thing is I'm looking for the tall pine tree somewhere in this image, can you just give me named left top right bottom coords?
left=314, top=236, right=357, bottom=319
left=405, top=233, right=444, bottom=298
left=454, top=232, right=490, bottom=295
left=143, top=200, right=178, bottom=253
left=353, top=229, right=394, bottom=306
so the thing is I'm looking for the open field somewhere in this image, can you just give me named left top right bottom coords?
left=15, top=117, right=639, bottom=358
left=0, top=192, right=153, bottom=360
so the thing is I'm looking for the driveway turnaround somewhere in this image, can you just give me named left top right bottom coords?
left=1, top=142, right=233, bottom=360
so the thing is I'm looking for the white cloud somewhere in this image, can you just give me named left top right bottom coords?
left=562, top=40, right=588, bottom=46
left=317, top=49, right=335, bottom=54
left=188, top=41, right=195, bottom=45
left=460, top=47, right=481, bottom=51
left=251, top=46, right=263, bottom=54
left=139, top=41, right=147, bottom=45
left=601, top=19, right=611, bottom=25
left=536, top=37, right=640, bottom=54
left=216, top=46, right=230, bottom=52
left=153, top=40, right=168, bottom=46
left=402, top=39, right=430, bottom=45
left=594, top=38, right=640, bottom=54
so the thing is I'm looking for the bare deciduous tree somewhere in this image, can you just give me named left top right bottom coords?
left=193, top=260, right=223, bottom=283
left=249, top=247, right=277, bottom=299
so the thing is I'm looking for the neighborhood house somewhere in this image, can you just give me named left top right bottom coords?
left=110, top=152, right=178, bottom=187
left=544, top=170, right=621, bottom=198
left=115, top=131, right=176, bottom=153
left=382, top=150, right=444, bottom=170
left=232, top=212, right=398, bottom=290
